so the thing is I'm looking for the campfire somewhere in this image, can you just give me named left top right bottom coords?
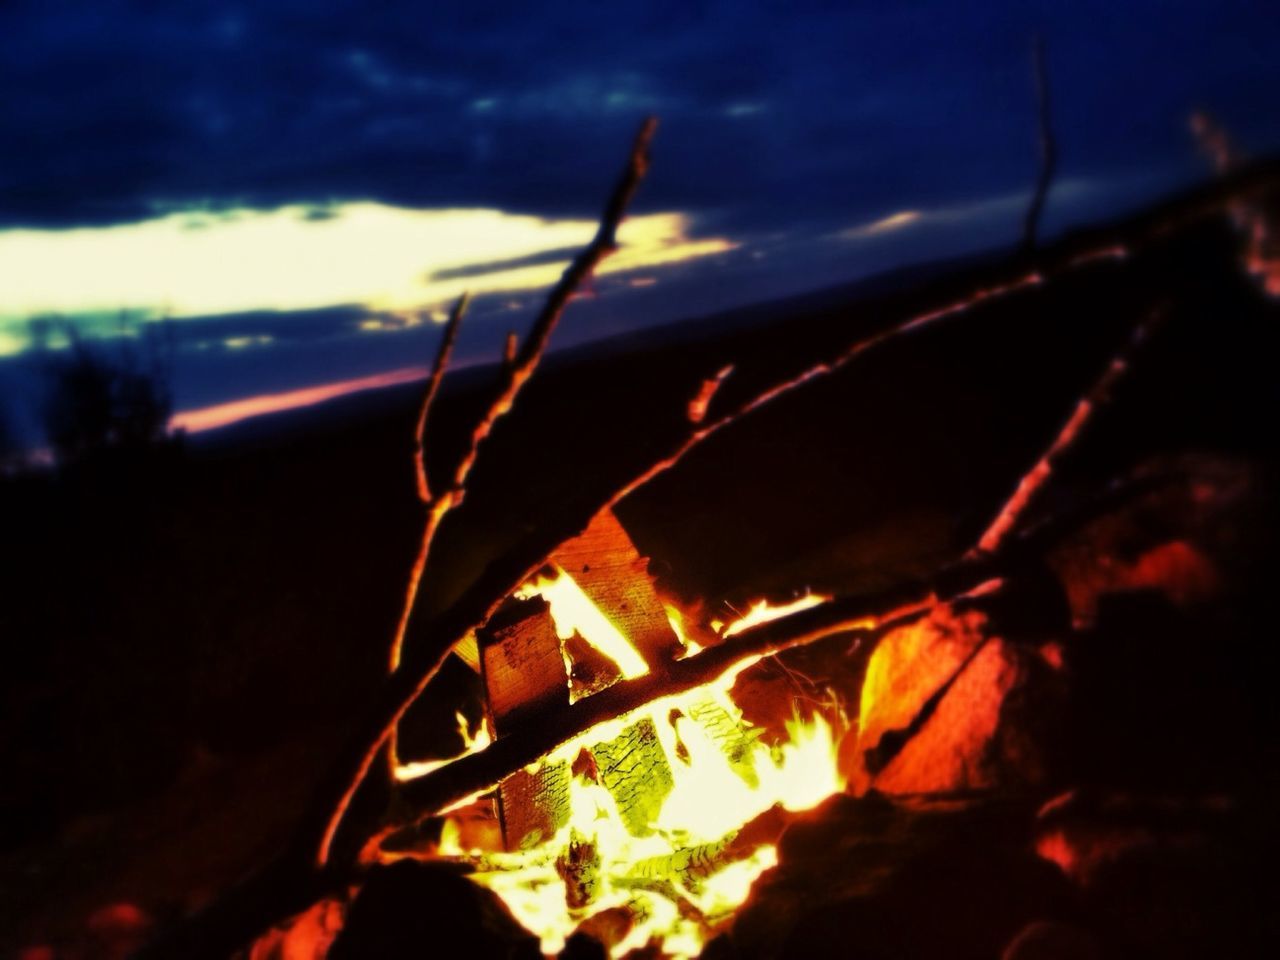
left=119, top=116, right=1280, bottom=960
left=379, top=510, right=845, bottom=957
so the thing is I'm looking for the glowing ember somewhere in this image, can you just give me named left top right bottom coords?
left=435, top=571, right=846, bottom=957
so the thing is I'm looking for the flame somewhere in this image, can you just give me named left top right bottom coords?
left=664, top=605, right=704, bottom=658
left=394, top=711, right=493, bottom=782
left=518, top=567, right=651, bottom=681
left=715, top=593, right=829, bottom=639
left=436, top=573, right=845, bottom=957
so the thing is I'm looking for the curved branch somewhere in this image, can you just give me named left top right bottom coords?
left=413, top=293, right=470, bottom=504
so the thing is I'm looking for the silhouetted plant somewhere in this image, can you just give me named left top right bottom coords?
left=0, top=404, right=17, bottom=470
left=31, top=313, right=177, bottom=467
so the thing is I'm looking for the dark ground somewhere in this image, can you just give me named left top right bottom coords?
left=1, top=170, right=1278, bottom=957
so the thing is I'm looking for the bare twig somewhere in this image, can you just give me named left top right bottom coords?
left=968, top=306, right=1166, bottom=557
left=1022, top=33, right=1057, bottom=252
left=413, top=294, right=470, bottom=503
left=687, top=365, right=734, bottom=423
left=442, top=116, right=658, bottom=510
left=385, top=118, right=657, bottom=676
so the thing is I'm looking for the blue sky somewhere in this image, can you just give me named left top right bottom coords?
left=1, top=1, right=1277, bottom=439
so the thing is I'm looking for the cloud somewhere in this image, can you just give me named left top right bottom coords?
left=836, top=210, right=923, bottom=240
left=834, top=178, right=1106, bottom=244
left=0, top=202, right=734, bottom=333
left=429, top=246, right=584, bottom=282
left=3, top=1, right=1276, bottom=240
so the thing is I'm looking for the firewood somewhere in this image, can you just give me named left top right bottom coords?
left=390, top=468, right=1171, bottom=831
left=550, top=507, right=684, bottom=670
left=590, top=716, right=676, bottom=836
left=480, top=596, right=568, bottom=736
left=499, top=761, right=572, bottom=851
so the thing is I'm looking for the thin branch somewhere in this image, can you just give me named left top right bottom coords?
left=413, top=293, right=469, bottom=504
left=968, top=306, right=1166, bottom=557
left=687, top=365, right=734, bottom=423
left=384, top=119, right=657, bottom=676
left=1022, top=33, right=1057, bottom=252
left=613, top=272, right=1049, bottom=506
left=1191, top=111, right=1280, bottom=298
left=442, top=116, right=658, bottom=507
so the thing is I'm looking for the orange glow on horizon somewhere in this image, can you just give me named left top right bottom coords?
left=169, top=365, right=427, bottom=434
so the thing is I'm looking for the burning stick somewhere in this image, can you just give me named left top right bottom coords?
left=968, top=306, right=1166, bottom=558
left=1191, top=110, right=1280, bottom=297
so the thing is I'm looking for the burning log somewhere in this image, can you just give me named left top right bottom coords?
left=548, top=508, right=684, bottom=670
left=480, top=596, right=569, bottom=736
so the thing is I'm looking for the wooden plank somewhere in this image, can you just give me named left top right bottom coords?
left=590, top=716, right=674, bottom=837
left=551, top=508, right=683, bottom=670
left=499, top=760, right=571, bottom=850
left=479, top=595, right=568, bottom=738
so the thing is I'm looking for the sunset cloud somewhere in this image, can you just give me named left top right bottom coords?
left=0, top=203, right=734, bottom=347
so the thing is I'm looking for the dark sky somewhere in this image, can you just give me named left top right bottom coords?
left=1, top=0, right=1277, bottom=439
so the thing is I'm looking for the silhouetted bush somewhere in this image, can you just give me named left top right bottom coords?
left=30, top=314, right=178, bottom=468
